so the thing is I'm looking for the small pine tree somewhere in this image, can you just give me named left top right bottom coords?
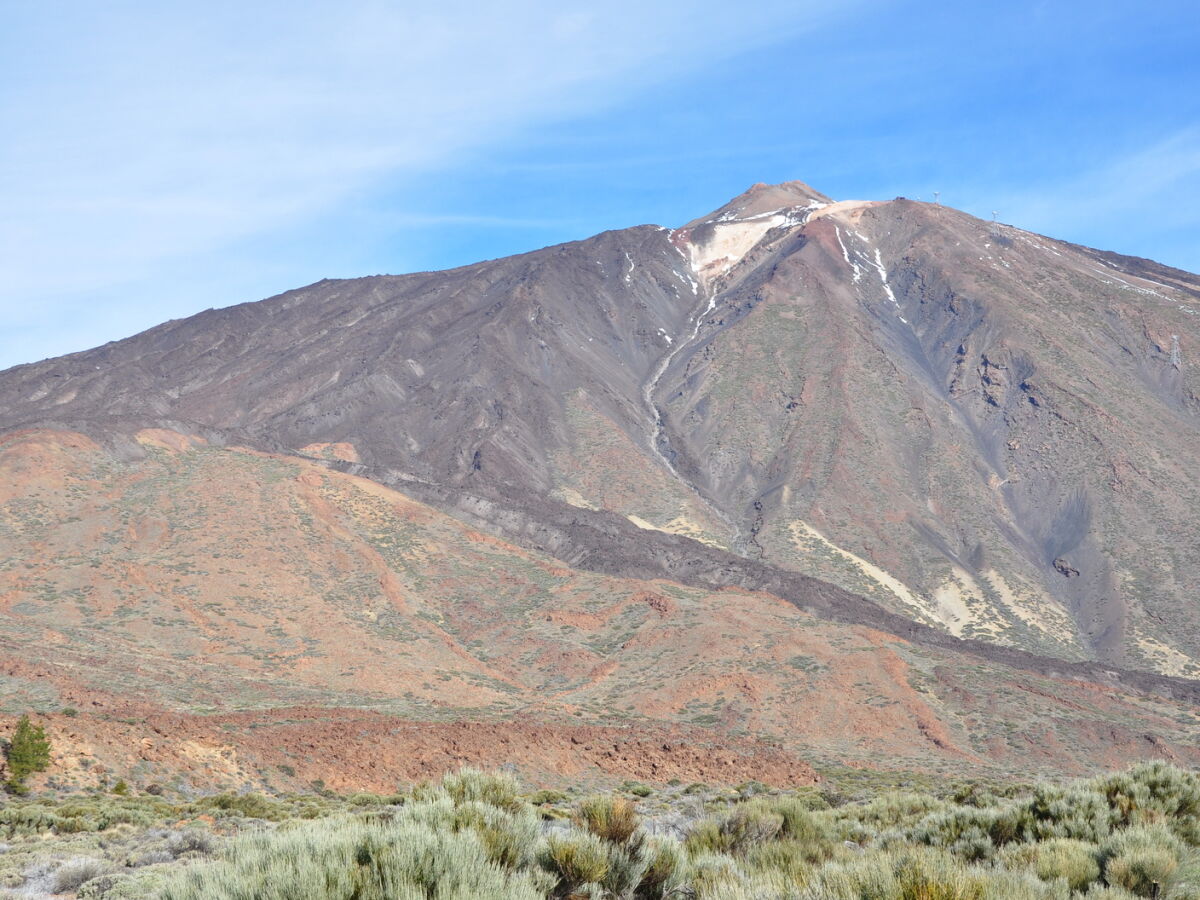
left=4, top=714, right=51, bottom=794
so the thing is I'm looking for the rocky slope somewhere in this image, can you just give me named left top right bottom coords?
left=2, top=181, right=1200, bottom=788
left=1, top=429, right=1198, bottom=792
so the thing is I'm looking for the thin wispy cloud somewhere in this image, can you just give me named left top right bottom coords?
left=957, top=128, right=1200, bottom=262
left=0, top=0, right=839, bottom=368
left=2, top=0, right=1196, bottom=371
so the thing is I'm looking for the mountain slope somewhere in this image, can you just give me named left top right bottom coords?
left=4, top=181, right=1197, bottom=675
left=648, top=193, right=1200, bottom=672
left=2, top=427, right=1198, bottom=793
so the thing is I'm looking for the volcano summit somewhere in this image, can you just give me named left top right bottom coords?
left=2, top=182, right=1200, bottom=789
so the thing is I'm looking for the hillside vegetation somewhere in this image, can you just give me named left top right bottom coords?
left=1, top=763, right=1199, bottom=898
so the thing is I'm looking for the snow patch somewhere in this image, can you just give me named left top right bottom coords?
left=834, top=227, right=864, bottom=283
left=869, top=248, right=898, bottom=305
left=686, top=215, right=788, bottom=282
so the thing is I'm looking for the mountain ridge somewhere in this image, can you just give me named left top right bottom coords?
left=3, top=181, right=1200, bottom=788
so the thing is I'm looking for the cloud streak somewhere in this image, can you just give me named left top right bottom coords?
left=0, top=0, right=842, bottom=368
left=934, top=127, right=1199, bottom=275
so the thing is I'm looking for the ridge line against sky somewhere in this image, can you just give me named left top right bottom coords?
left=1, top=0, right=1198, bottom=371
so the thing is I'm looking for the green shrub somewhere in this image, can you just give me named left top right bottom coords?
left=160, top=814, right=545, bottom=900
left=601, top=833, right=652, bottom=897
left=1000, top=837, right=1101, bottom=891
left=197, top=791, right=287, bottom=821
left=576, top=795, right=641, bottom=845
left=687, top=803, right=784, bottom=857
left=636, top=837, right=689, bottom=899
left=743, top=839, right=815, bottom=886
left=436, top=768, right=524, bottom=812
left=4, top=714, right=51, bottom=793
left=77, top=873, right=135, bottom=899
left=688, top=852, right=744, bottom=896
left=528, top=789, right=568, bottom=806
left=1102, top=825, right=1185, bottom=896
left=542, top=832, right=610, bottom=890
left=53, top=857, right=113, bottom=894
left=797, top=846, right=1065, bottom=900
left=769, top=796, right=836, bottom=858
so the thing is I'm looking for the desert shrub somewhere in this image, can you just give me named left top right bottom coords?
left=1025, top=785, right=1114, bottom=843
left=53, top=857, right=114, bottom=894
left=528, top=789, right=569, bottom=806
left=160, top=814, right=545, bottom=900
left=456, top=801, right=542, bottom=870
left=76, top=873, right=134, bottom=899
left=686, top=819, right=732, bottom=856
left=832, top=790, right=950, bottom=843
left=0, top=803, right=66, bottom=836
left=576, top=795, right=641, bottom=845
left=0, top=796, right=168, bottom=836
left=168, top=828, right=216, bottom=857
left=797, top=846, right=1066, bottom=900
left=542, top=832, right=610, bottom=892
left=897, top=785, right=1114, bottom=860
left=196, top=791, right=288, bottom=821
left=688, top=852, right=744, bottom=897
left=601, top=834, right=653, bottom=897
left=436, top=768, right=524, bottom=811
left=394, top=793, right=542, bottom=874
left=784, top=788, right=831, bottom=812
left=743, top=839, right=815, bottom=886
left=1078, top=887, right=1139, bottom=899
left=1097, top=763, right=1200, bottom=840
left=687, top=802, right=785, bottom=858
left=1101, top=825, right=1185, bottom=896
left=735, top=781, right=771, bottom=799
left=636, top=837, right=689, bottom=899
left=768, top=797, right=836, bottom=857
left=1000, top=837, right=1101, bottom=891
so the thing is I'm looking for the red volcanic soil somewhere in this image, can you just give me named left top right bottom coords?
left=4, top=705, right=817, bottom=795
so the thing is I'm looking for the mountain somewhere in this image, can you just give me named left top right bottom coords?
left=3, top=181, right=1199, bottom=791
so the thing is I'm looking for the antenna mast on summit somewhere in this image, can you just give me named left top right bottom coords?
left=1170, top=335, right=1181, bottom=368
left=990, top=210, right=1002, bottom=240
left=933, top=191, right=940, bottom=205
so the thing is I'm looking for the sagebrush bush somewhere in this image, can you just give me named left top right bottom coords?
left=1100, top=824, right=1185, bottom=896
left=796, top=845, right=1069, bottom=900
left=575, top=794, right=641, bottom=845
left=435, top=767, right=524, bottom=811
left=17, top=762, right=1200, bottom=900
left=637, top=836, right=689, bottom=899
left=168, top=828, right=216, bottom=857
left=52, top=857, right=113, bottom=894
left=197, top=791, right=288, bottom=821
left=159, top=812, right=546, bottom=900
left=1000, top=837, right=1101, bottom=891
left=542, top=831, right=610, bottom=891
left=686, top=803, right=785, bottom=857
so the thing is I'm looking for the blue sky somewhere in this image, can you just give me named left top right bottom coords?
left=2, top=0, right=1197, bottom=371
